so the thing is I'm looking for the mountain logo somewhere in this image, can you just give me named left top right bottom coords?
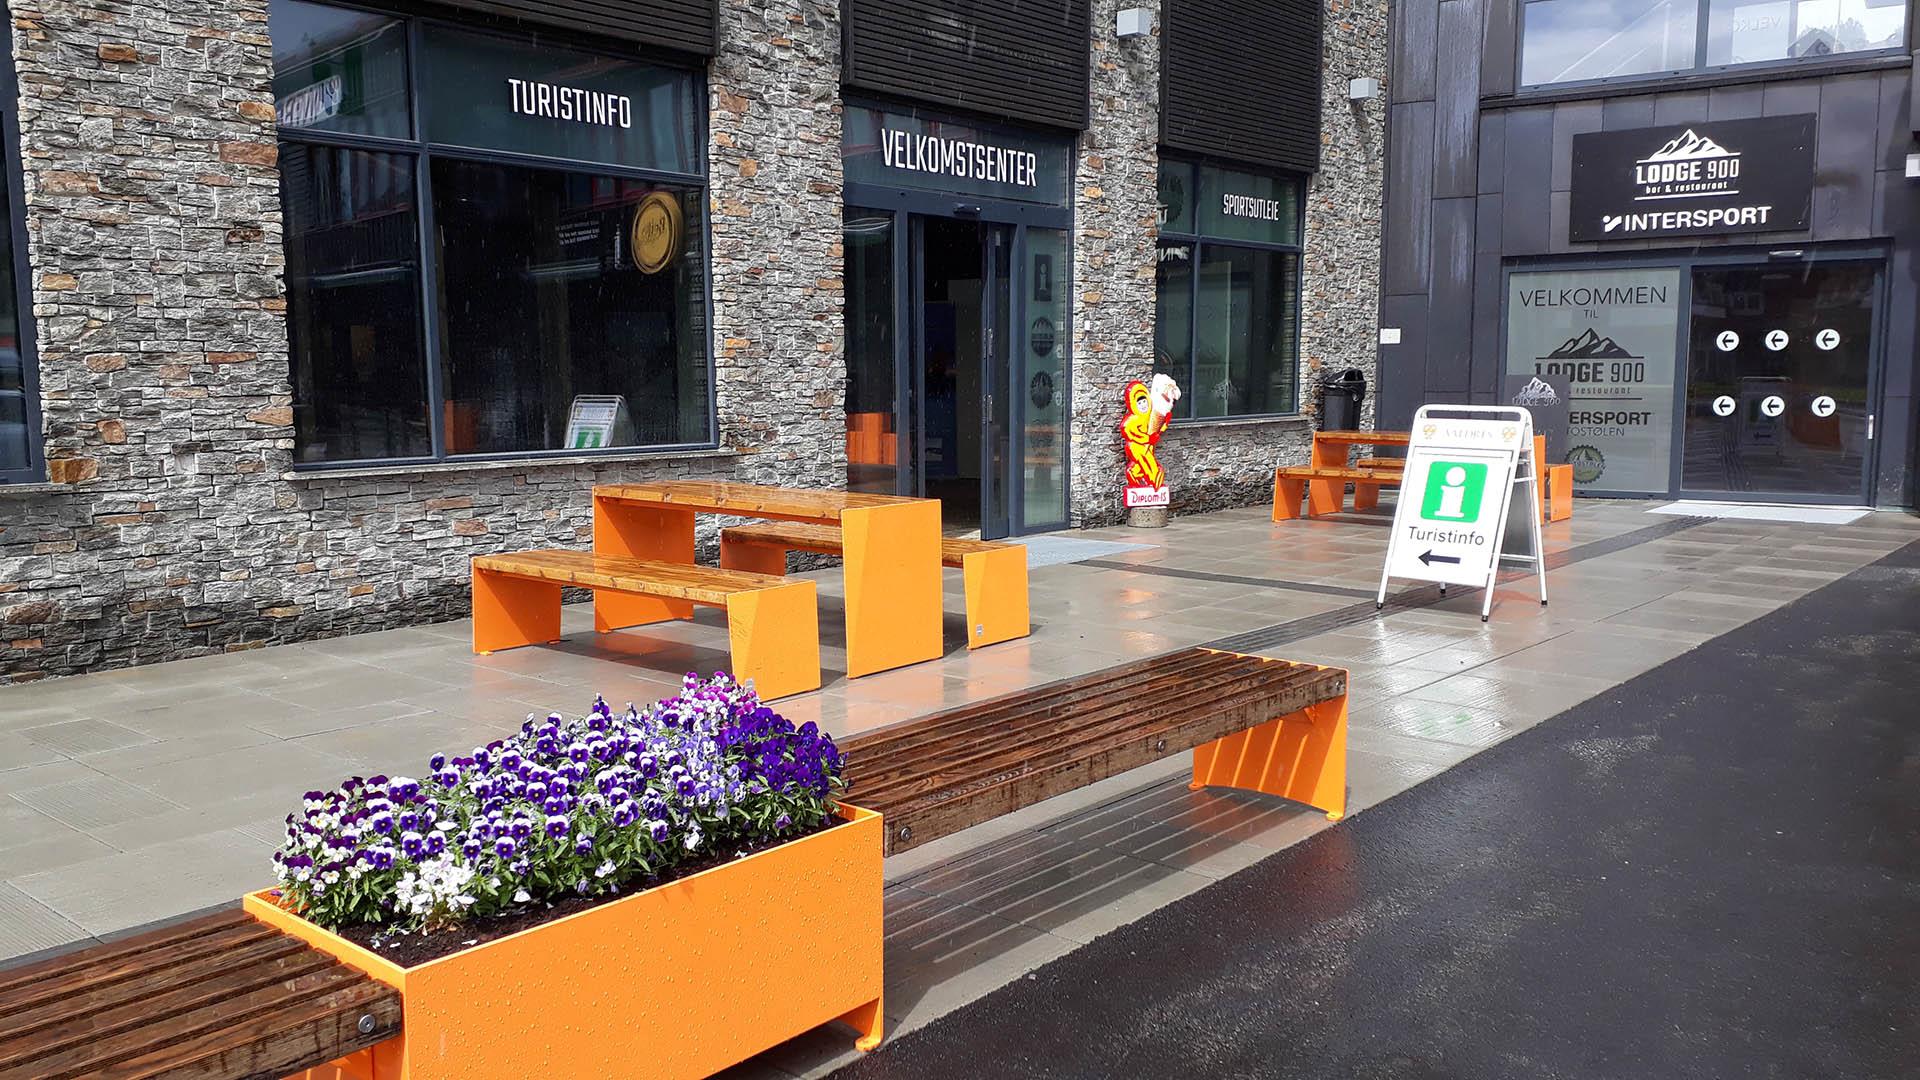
left=1643, top=130, right=1731, bottom=161
left=1543, top=328, right=1639, bottom=361
left=1510, top=377, right=1560, bottom=407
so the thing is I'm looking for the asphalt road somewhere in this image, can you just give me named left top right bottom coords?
left=833, top=540, right=1920, bottom=1080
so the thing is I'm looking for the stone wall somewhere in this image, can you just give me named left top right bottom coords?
left=1157, top=0, right=1389, bottom=516
left=1069, top=0, right=1162, bottom=528
left=0, top=0, right=845, bottom=682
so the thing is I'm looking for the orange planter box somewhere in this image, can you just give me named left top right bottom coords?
left=246, top=804, right=884, bottom=1080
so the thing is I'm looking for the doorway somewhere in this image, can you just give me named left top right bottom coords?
left=843, top=205, right=1069, bottom=540
left=1682, top=261, right=1880, bottom=504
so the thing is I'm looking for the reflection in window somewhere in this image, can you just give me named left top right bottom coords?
left=0, top=163, right=27, bottom=474
left=270, top=0, right=411, bottom=139
left=431, top=158, right=709, bottom=454
left=843, top=211, right=898, bottom=493
left=1706, top=0, right=1906, bottom=65
left=1153, top=245, right=1194, bottom=418
left=281, top=144, right=430, bottom=463
left=1192, top=247, right=1299, bottom=418
left=1522, top=0, right=1699, bottom=85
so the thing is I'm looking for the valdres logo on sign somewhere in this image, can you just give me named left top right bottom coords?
left=1569, top=116, right=1814, bottom=243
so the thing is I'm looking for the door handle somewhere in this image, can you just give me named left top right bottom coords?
left=1868, top=414, right=1875, bottom=440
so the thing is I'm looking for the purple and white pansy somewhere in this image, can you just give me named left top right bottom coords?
left=273, top=672, right=844, bottom=931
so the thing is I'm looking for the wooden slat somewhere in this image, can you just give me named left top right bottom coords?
left=472, top=550, right=788, bottom=605
left=876, top=667, right=1347, bottom=854
left=845, top=652, right=1267, bottom=788
left=0, top=935, right=322, bottom=1059
left=0, top=910, right=251, bottom=997
left=1355, top=457, right=1405, bottom=470
left=0, top=922, right=282, bottom=1016
left=851, top=661, right=1328, bottom=806
left=1313, top=430, right=1413, bottom=445
left=841, top=648, right=1236, bottom=757
left=595, top=481, right=929, bottom=524
left=87, top=979, right=401, bottom=1080
left=1276, top=465, right=1404, bottom=482
left=722, top=521, right=1017, bottom=569
left=2, top=965, right=380, bottom=1080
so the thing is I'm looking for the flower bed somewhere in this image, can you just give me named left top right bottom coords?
left=271, top=672, right=846, bottom=950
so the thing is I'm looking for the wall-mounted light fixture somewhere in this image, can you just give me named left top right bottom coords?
left=1348, top=77, right=1381, bottom=102
left=1906, top=151, right=1920, bottom=179
left=1117, top=8, right=1153, bottom=38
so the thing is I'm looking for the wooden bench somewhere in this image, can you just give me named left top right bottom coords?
left=719, top=522, right=1030, bottom=649
left=1273, top=465, right=1401, bottom=519
left=1355, top=457, right=1404, bottom=471
left=840, top=647, right=1348, bottom=855
left=471, top=549, right=821, bottom=700
left=0, top=909, right=400, bottom=1080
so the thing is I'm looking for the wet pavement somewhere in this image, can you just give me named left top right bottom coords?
left=0, top=497, right=1916, bottom=1077
left=827, top=538, right=1920, bottom=1080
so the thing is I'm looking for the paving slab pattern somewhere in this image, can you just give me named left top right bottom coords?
left=1, top=498, right=1916, bottom=1077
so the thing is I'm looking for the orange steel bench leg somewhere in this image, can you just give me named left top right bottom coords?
left=1190, top=667, right=1349, bottom=821
left=472, top=565, right=562, bottom=654
left=1272, top=472, right=1305, bottom=520
left=719, top=535, right=789, bottom=577
left=1353, top=482, right=1380, bottom=511
left=842, top=501, right=943, bottom=678
left=1307, top=476, right=1344, bottom=516
left=838, top=992, right=886, bottom=1053
left=1548, top=464, right=1574, bottom=522
left=725, top=580, right=821, bottom=701
left=591, top=496, right=696, bottom=632
left=962, top=546, right=1029, bottom=648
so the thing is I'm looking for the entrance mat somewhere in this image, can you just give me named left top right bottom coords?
left=1016, top=535, right=1153, bottom=569
left=1649, top=501, right=1869, bottom=525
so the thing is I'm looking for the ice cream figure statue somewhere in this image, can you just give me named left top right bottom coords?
left=1122, top=374, right=1181, bottom=518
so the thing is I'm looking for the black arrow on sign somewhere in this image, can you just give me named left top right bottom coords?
left=1418, top=550, right=1461, bottom=567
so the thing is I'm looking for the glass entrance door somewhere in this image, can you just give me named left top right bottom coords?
left=912, top=217, right=1015, bottom=537
left=1683, top=261, right=1879, bottom=503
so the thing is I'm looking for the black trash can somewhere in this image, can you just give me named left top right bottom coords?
left=1317, top=368, right=1367, bottom=431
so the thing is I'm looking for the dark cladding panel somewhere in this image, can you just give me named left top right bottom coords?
left=1426, top=196, right=1477, bottom=392
left=1377, top=294, right=1431, bottom=428
left=1653, top=90, right=1711, bottom=126
left=1433, top=0, right=1482, bottom=198
left=1814, top=74, right=1880, bottom=240
left=1393, top=0, right=1437, bottom=104
left=435, top=0, right=717, bottom=55
left=843, top=0, right=1091, bottom=131
left=1480, top=0, right=1516, bottom=98
left=1383, top=100, right=1435, bottom=295
left=1161, top=0, right=1323, bottom=172
left=1877, top=68, right=1912, bottom=172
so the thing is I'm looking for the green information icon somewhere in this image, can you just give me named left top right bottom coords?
left=1420, top=460, right=1487, bottom=522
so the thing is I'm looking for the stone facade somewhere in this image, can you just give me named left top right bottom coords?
left=0, top=0, right=845, bottom=682
left=0, top=0, right=1384, bottom=682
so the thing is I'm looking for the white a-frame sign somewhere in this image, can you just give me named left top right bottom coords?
left=1376, top=405, right=1548, bottom=622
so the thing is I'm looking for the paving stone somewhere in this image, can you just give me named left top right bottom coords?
left=20, top=718, right=156, bottom=757
left=0, top=881, right=88, bottom=961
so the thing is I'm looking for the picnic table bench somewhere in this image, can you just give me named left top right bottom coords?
left=1278, top=430, right=1572, bottom=522
left=0, top=909, right=400, bottom=1080
left=719, top=522, right=1029, bottom=649
left=471, top=549, right=821, bottom=700
left=840, top=646, right=1349, bottom=855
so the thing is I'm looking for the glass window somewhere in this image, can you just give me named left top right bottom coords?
left=1154, top=158, right=1302, bottom=420
left=432, top=159, right=709, bottom=453
left=1705, top=0, right=1907, bottom=65
left=271, top=0, right=411, bottom=139
left=282, top=144, right=430, bottom=463
left=843, top=210, right=898, bottom=493
left=269, top=0, right=712, bottom=465
left=0, top=160, right=31, bottom=476
left=1522, top=0, right=1905, bottom=86
left=1192, top=247, right=1299, bottom=418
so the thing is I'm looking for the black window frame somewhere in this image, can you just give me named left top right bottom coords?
left=1516, top=0, right=1913, bottom=92
left=1153, top=156, right=1307, bottom=423
left=273, top=0, right=717, bottom=470
left=0, top=18, right=44, bottom=486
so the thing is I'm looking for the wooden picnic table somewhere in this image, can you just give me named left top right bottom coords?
left=1311, top=429, right=1410, bottom=469
left=592, top=481, right=944, bottom=679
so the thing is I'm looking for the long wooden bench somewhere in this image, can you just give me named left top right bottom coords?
left=1272, top=464, right=1401, bottom=519
left=840, top=647, right=1348, bottom=855
left=1353, top=455, right=1573, bottom=522
left=471, top=549, right=820, bottom=700
left=719, top=522, right=1030, bottom=649
left=0, top=909, right=400, bottom=1080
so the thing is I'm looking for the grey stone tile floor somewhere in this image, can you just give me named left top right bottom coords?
left=1, top=496, right=1915, bottom=1078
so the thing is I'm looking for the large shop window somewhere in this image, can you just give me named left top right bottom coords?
left=0, top=25, right=39, bottom=483
left=271, top=0, right=710, bottom=466
left=1153, top=160, right=1302, bottom=419
left=1521, top=0, right=1908, bottom=87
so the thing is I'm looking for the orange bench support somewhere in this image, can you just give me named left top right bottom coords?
left=471, top=550, right=821, bottom=700
left=720, top=523, right=1030, bottom=649
left=1189, top=659, right=1349, bottom=821
left=1273, top=466, right=1399, bottom=520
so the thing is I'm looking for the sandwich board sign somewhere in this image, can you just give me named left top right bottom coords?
left=1377, top=405, right=1548, bottom=621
